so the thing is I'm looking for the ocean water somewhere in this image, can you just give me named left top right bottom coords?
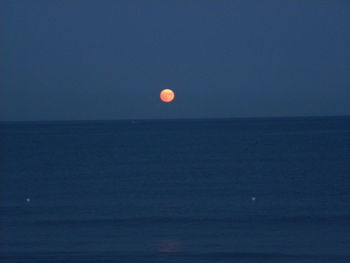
left=0, top=117, right=350, bottom=263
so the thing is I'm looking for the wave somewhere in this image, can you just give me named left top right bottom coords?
left=19, top=214, right=350, bottom=227
left=1, top=251, right=350, bottom=263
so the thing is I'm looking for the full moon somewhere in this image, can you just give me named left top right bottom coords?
left=160, top=89, right=175, bottom=103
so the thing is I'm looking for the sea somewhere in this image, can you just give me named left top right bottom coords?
left=0, top=117, right=350, bottom=263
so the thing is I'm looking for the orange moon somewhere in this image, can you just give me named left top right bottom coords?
left=160, top=89, right=175, bottom=103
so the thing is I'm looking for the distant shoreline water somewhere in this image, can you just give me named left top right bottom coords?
left=1, top=115, right=350, bottom=125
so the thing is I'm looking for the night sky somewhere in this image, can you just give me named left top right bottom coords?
left=1, top=0, right=349, bottom=121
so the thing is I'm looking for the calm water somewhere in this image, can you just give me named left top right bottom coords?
left=1, top=117, right=350, bottom=262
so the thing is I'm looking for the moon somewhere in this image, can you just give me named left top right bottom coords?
left=160, top=89, right=175, bottom=103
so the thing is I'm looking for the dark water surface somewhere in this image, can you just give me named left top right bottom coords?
left=1, top=117, right=350, bottom=262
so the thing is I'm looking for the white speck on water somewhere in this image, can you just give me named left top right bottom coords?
left=26, top=198, right=31, bottom=202
left=251, top=197, right=256, bottom=201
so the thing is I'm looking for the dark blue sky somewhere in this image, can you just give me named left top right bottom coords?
left=1, top=0, right=349, bottom=121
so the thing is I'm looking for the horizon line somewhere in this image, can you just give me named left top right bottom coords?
left=1, top=114, right=350, bottom=124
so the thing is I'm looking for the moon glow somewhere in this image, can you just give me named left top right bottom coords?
left=160, top=89, right=175, bottom=103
